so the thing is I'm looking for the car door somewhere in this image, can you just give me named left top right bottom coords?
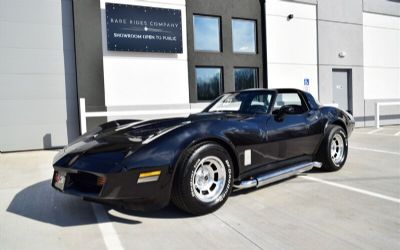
left=264, top=91, right=314, bottom=161
left=232, top=92, right=273, bottom=173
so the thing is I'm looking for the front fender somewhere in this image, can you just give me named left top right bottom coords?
left=122, top=121, right=238, bottom=173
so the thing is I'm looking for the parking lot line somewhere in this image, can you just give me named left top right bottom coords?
left=92, top=204, right=124, bottom=250
left=353, top=132, right=396, bottom=137
left=349, top=146, right=400, bottom=156
left=300, top=176, right=400, bottom=204
left=367, top=128, right=383, bottom=134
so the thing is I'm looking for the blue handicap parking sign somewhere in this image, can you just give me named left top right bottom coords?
left=304, top=78, right=310, bottom=86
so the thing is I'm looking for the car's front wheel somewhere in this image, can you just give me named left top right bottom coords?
left=318, top=125, right=348, bottom=171
left=171, top=142, right=233, bottom=215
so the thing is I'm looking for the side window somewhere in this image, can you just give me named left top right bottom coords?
left=247, top=94, right=272, bottom=113
left=273, top=93, right=308, bottom=114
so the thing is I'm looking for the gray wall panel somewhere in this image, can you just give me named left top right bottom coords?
left=317, top=0, right=363, bottom=24
left=349, top=67, right=365, bottom=126
left=0, top=48, right=76, bottom=75
left=72, top=0, right=107, bottom=130
left=0, top=22, right=75, bottom=51
left=0, top=100, right=73, bottom=126
left=0, top=0, right=74, bottom=26
left=317, top=21, right=363, bottom=66
left=317, top=1, right=365, bottom=124
left=0, top=123, right=74, bottom=152
left=0, top=0, right=79, bottom=151
left=72, top=0, right=105, bottom=110
left=363, top=0, right=400, bottom=17
left=316, top=0, right=365, bottom=126
left=0, top=74, right=75, bottom=100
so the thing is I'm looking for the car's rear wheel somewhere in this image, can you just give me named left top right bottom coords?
left=318, top=125, right=348, bottom=171
left=171, top=142, right=233, bottom=215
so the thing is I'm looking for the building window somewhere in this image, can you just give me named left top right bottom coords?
left=232, top=19, right=256, bottom=53
left=234, top=68, right=258, bottom=90
left=196, top=67, right=222, bottom=100
left=193, top=15, right=221, bottom=52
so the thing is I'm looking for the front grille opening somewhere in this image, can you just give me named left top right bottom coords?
left=69, top=172, right=105, bottom=194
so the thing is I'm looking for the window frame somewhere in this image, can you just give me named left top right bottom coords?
left=231, top=18, right=258, bottom=54
left=193, top=14, right=223, bottom=53
left=195, top=66, right=224, bottom=102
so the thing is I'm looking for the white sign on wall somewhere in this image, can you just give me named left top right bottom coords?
left=304, top=78, right=310, bottom=92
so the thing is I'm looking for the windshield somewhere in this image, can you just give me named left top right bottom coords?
left=206, top=91, right=274, bottom=113
left=209, top=94, right=243, bottom=112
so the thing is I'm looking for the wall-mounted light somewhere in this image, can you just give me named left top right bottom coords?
left=338, top=51, right=347, bottom=58
left=287, top=14, right=294, bottom=21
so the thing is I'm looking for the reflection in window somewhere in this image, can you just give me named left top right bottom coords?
left=196, top=67, right=222, bottom=100
left=273, top=92, right=308, bottom=114
left=194, top=15, right=221, bottom=52
left=248, top=94, right=272, bottom=113
left=274, top=93, right=302, bottom=108
left=235, top=68, right=258, bottom=90
left=209, top=94, right=242, bottom=112
left=232, top=19, right=256, bottom=53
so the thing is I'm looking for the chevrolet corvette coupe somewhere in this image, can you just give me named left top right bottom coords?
left=52, top=89, right=354, bottom=215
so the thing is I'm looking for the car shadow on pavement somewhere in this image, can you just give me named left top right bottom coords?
left=7, top=180, right=190, bottom=227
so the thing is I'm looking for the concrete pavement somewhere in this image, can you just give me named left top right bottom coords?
left=1, top=126, right=399, bottom=250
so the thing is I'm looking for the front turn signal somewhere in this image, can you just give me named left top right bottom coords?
left=138, top=170, right=161, bottom=183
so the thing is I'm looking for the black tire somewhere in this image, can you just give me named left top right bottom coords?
left=318, top=125, right=348, bottom=172
left=171, top=142, right=233, bottom=215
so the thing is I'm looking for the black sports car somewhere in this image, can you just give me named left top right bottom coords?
left=52, top=89, right=354, bottom=215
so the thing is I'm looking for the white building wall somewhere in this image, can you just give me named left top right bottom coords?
left=99, top=0, right=190, bottom=114
left=265, top=0, right=318, bottom=99
left=363, top=12, right=400, bottom=100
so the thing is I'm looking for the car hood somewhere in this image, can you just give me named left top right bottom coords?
left=53, top=112, right=246, bottom=171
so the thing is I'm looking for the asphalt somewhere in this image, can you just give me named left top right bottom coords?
left=0, top=126, right=399, bottom=250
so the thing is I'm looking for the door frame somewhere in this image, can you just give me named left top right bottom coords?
left=332, top=68, right=353, bottom=114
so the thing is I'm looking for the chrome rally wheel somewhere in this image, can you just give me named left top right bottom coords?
left=331, top=133, right=345, bottom=165
left=171, top=142, right=233, bottom=215
left=192, top=156, right=227, bottom=203
left=318, top=125, right=348, bottom=171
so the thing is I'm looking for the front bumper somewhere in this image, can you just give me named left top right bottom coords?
left=51, top=165, right=172, bottom=210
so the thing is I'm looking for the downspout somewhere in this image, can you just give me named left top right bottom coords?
left=259, top=0, right=268, bottom=88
